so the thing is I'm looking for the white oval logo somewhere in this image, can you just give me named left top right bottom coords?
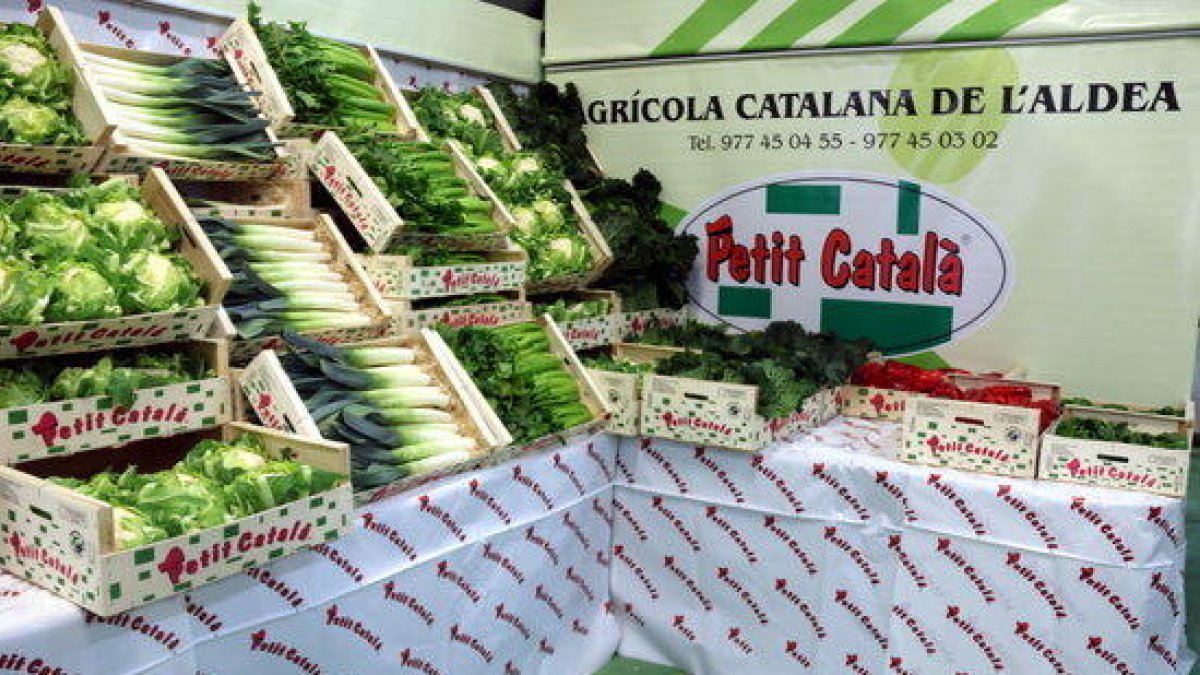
left=681, top=172, right=1013, bottom=355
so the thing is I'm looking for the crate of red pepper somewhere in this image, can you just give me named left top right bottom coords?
left=841, top=360, right=1011, bottom=421
left=901, top=374, right=1061, bottom=478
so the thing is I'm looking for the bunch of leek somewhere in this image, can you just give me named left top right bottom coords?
left=276, top=334, right=478, bottom=488
left=200, top=218, right=374, bottom=339
left=83, top=51, right=277, bottom=162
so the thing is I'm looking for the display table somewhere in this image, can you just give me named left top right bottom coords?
left=0, top=435, right=620, bottom=675
left=611, top=418, right=1194, bottom=675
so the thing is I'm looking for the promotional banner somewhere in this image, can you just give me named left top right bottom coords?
left=545, top=0, right=1200, bottom=64
left=551, top=37, right=1200, bottom=405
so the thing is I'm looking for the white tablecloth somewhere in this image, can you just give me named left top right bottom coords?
left=611, top=418, right=1194, bottom=675
left=0, top=435, right=620, bottom=675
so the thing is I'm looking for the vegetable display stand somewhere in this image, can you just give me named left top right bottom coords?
left=219, top=19, right=426, bottom=141
left=360, top=247, right=527, bottom=300
left=0, top=9, right=108, bottom=174
left=533, top=289, right=621, bottom=351
left=0, top=169, right=230, bottom=359
left=310, top=133, right=513, bottom=252
left=52, top=27, right=288, bottom=181
left=587, top=343, right=686, bottom=436
left=0, top=422, right=352, bottom=616
left=238, top=333, right=510, bottom=505
left=0, top=339, right=232, bottom=464
left=901, top=376, right=1061, bottom=478
left=618, top=306, right=689, bottom=341
left=1039, top=402, right=1195, bottom=497
left=639, top=373, right=839, bottom=452
left=388, top=292, right=533, bottom=332
left=218, top=213, right=392, bottom=365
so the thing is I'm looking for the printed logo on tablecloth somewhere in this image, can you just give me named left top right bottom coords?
left=615, top=452, right=637, bottom=484
left=97, top=9, right=137, bottom=48
left=707, top=506, right=759, bottom=563
left=0, top=653, right=74, bottom=674
left=418, top=495, right=468, bottom=542
left=398, top=648, right=443, bottom=675
left=936, top=538, right=996, bottom=603
left=812, top=463, right=871, bottom=521
left=466, top=479, right=514, bottom=525
left=481, top=542, right=526, bottom=584
left=1149, top=635, right=1180, bottom=670
left=325, top=604, right=383, bottom=652
left=449, top=624, right=495, bottom=664
left=1150, top=572, right=1181, bottom=617
left=892, top=604, right=937, bottom=655
left=512, top=466, right=556, bottom=510
left=1069, top=497, right=1135, bottom=562
left=157, top=21, right=192, bottom=55
left=495, top=603, right=533, bottom=640
left=504, top=661, right=523, bottom=675
left=888, top=657, right=917, bottom=675
left=693, top=448, right=746, bottom=503
left=618, top=601, right=647, bottom=628
left=887, top=535, right=927, bottom=589
left=562, top=511, right=592, bottom=551
left=764, top=517, right=818, bottom=574
left=571, top=618, right=591, bottom=636
left=663, top=556, right=713, bottom=611
left=244, top=567, right=305, bottom=608
left=927, top=474, right=988, bottom=536
left=641, top=438, right=691, bottom=493
left=945, top=606, right=1005, bottom=671
left=751, top=455, right=805, bottom=513
left=436, top=560, right=481, bottom=604
left=784, top=640, right=814, bottom=668
left=383, top=581, right=436, bottom=626
left=310, top=543, right=365, bottom=583
left=591, top=498, right=614, bottom=528
left=533, top=584, right=565, bottom=619
left=1013, top=622, right=1068, bottom=674
left=359, top=512, right=419, bottom=561
left=537, top=636, right=556, bottom=655
left=595, top=548, right=611, bottom=568
left=651, top=497, right=701, bottom=552
left=875, top=472, right=917, bottom=522
left=565, top=566, right=596, bottom=602
left=834, top=590, right=888, bottom=650
left=995, top=485, right=1058, bottom=549
left=524, top=526, right=561, bottom=566
left=775, top=579, right=826, bottom=638
left=613, top=545, right=659, bottom=599
left=1146, top=506, right=1181, bottom=548
left=613, top=497, right=649, bottom=541
left=552, top=453, right=587, bottom=496
left=84, top=611, right=183, bottom=650
left=1085, top=636, right=1134, bottom=674
left=717, top=567, right=768, bottom=624
left=671, top=615, right=698, bottom=642
left=250, top=629, right=323, bottom=675
left=824, top=527, right=880, bottom=585
left=844, top=653, right=872, bottom=675
left=1004, top=552, right=1067, bottom=618
left=184, top=595, right=224, bottom=633
left=726, top=627, right=755, bottom=655
left=586, top=442, right=615, bottom=482
left=1078, top=567, right=1141, bottom=630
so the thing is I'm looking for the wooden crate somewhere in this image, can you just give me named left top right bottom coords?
left=183, top=175, right=312, bottom=221
left=0, top=340, right=231, bottom=464
left=0, top=9, right=106, bottom=174
left=1039, top=402, right=1194, bottom=497
left=389, top=294, right=532, bottom=333
left=838, top=385, right=928, bottom=421
left=310, top=133, right=513, bottom=252
left=0, top=422, right=352, bottom=615
left=361, top=246, right=526, bottom=300
left=219, top=19, right=425, bottom=140
left=587, top=343, right=687, bottom=437
left=220, top=213, right=392, bottom=365
left=901, top=376, right=1060, bottom=478
left=51, top=25, right=287, bottom=180
left=0, top=169, right=230, bottom=359
left=618, top=307, right=689, bottom=341
left=533, top=290, right=621, bottom=351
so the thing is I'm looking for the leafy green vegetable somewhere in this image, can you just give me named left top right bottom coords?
left=409, top=88, right=503, bottom=157
left=1056, top=416, right=1188, bottom=449
left=583, top=354, right=656, bottom=374
left=438, top=322, right=594, bottom=443
left=117, top=251, right=202, bottom=314
left=48, top=434, right=344, bottom=549
left=0, top=350, right=210, bottom=408
left=249, top=2, right=397, bottom=131
left=0, top=22, right=84, bottom=145
left=535, top=297, right=611, bottom=323
left=389, top=246, right=488, bottom=266
left=0, top=367, right=43, bottom=407
left=43, top=262, right=122, bottom=322
left=491, top=82, right=602, bottom=190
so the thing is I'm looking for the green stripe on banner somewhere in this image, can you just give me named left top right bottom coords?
left=766, top=185, right=841, bottom=215
left=897, top=180, right=920, bottom=235
left=820, top=298, right=953, bottom=353
left=652, top=0, right=759, bottom=57
left=741, top=0, right=855, bottom=52
left=828, top=0, right=956, bottom=47
left=938, top=0, right=1069, bottom=42
left=719, top=286, right=772, bottom=318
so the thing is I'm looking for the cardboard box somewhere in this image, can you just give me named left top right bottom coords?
left=838, top=385, right=928, bottom=421
left=1039, top=402, right=1195, bottom=497
left=361, top=247, right=527, bottom=300
left=0, top=422, right=352, bottom=615
left=640, top=374, right=839, bottom=452
left=222, top=213, right=392, bottom=365
left=220, top=19, right=425, bottom=140
left=50, top=23, right=288, bottom=180
left=901, top=376, right=1061, bottom=478
left=0, top=169, right=230, bottom=360
left=389, top=294, right=533, bottom=333
left=311, top=132, right=514, bottom=252
left=0, top=9, right=106, bottom=174
left=425, top=315, right=612, bottom=452
left=0, top=340, right=231, bottom=464
left=535, top=290, right=621, bottom=351
left=618, top=307, right=688, bottom=341
left=587, top=343, right=687, bottom=436
left=237, top=333, right=510, bottom=504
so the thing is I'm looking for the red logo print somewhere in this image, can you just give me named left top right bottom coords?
left=615, top=453, right=636, bottom=484
left=717, top=567, right=768, bottom=625
left=481, top=542, right=526, bottom=584
left=726, top=627, right=754, bottom=654
left=844, top=653, right=871, bottom=675
left=512, top=466, right=556, bottom=510
left=418, top=495, right=468, bottom=542
left=440, top=268, right=503, bottom=292
left=613, top=545, right=659, bottom=599
left=1085, top=636, right=1134, bottom=674
left=886, top=534, right=927, bottom=588
left=494, top=603, right=531, bottom=639
left=891, top=605, right=937, bottom=655
left=784, top=640, right=813, bottom=668
left=360, top=512, right=419, bottom=560
left=158, top=522, right=314, bottom=584
left=7, top=534, right=79, bottom=584
left=591, top=497, right=613, bottom=527
left=246, top=567, right=306, bottom=608
left=97, top=10, right=136, bottom=48
left=774, top=579, right=826, bottom=639
left=571, top=618, right=590, bottom=636
left=309, top=543, right=364, bottom=583
left=449, top=624, right=494, bottom=664
left=1078, top=567, right=1141, bottom=630
left=538, top=637, right=555, bottom=655
left=928, top=474, right=987, bottom=536
left=524, top=526, right=560, bottom=566
left=706, top=506, right=758, bottom=563
left=925, top=435, right=1013, bottom=464
left=671, top=615, right=697, bottom=642
left=565, top=566, right=596, bottom=603
left=184, top=594, right=223, bottom=633
left=250, top=629, right=323, bottom=675
left=641, top=439, right=690, bottom=493
left=693, top=447, right=746, bottom=503
left=158, top=20, right=192, bottom=55
left=84, top=611, right=182, bottom=650
left=552, top=453, right=586, bottom=496
left=1149, top=635, right=1179, bottom=670
left=468, top=479, right=513, bottom=525
left=612, top=498, right=649, bottom=541
left=398, top=648, right=443, bottom=675
left=32, top=403, right=190, bottom=448
left=533, top=584, right=564, bottom=620
left=875, top=471, right=917, bottom=522
left=1013, top=622, right=1067, bottom=674
left=812, top=463, right=871, bottom=521
left=383, top=581, right=435, bottom=626
left=651, top=496, right=701, bottom=552
left=1004, top=552, right=1067, bottom=618
left=946, top=606, right=1005, bottom=671
left=823, top=527, right=880, bottom=585
left=1146, top=506, right=1181, bottom=547
left=25, top=0, right=44, bottom=13
left=562, top=511, right=592, bottom=551
left=936, top=538, right=996, bottom=603
left=325, top=604, right=383, bottom=651
left=995, top=485, right=1058, bottom=549
left=1070, top=497, right=1134, bottom=562
left=586, top=443, right=614, bottom=482
left=436, top=560, right=481, bottom=604
left=763, top=516, right=817, bottom=574
left=660, top=412, right=734, bottom=436
left=1150, top=572, right=1180, bottom=617
left=888, top=657, right=915, bottom=675
left=1065, top=457, right=1158, bottom=488
left=834, top=590, right=887, bottom=650
left=662, top=556, right=713, bottom=611
left=750, top=455, right=805, bottom=513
